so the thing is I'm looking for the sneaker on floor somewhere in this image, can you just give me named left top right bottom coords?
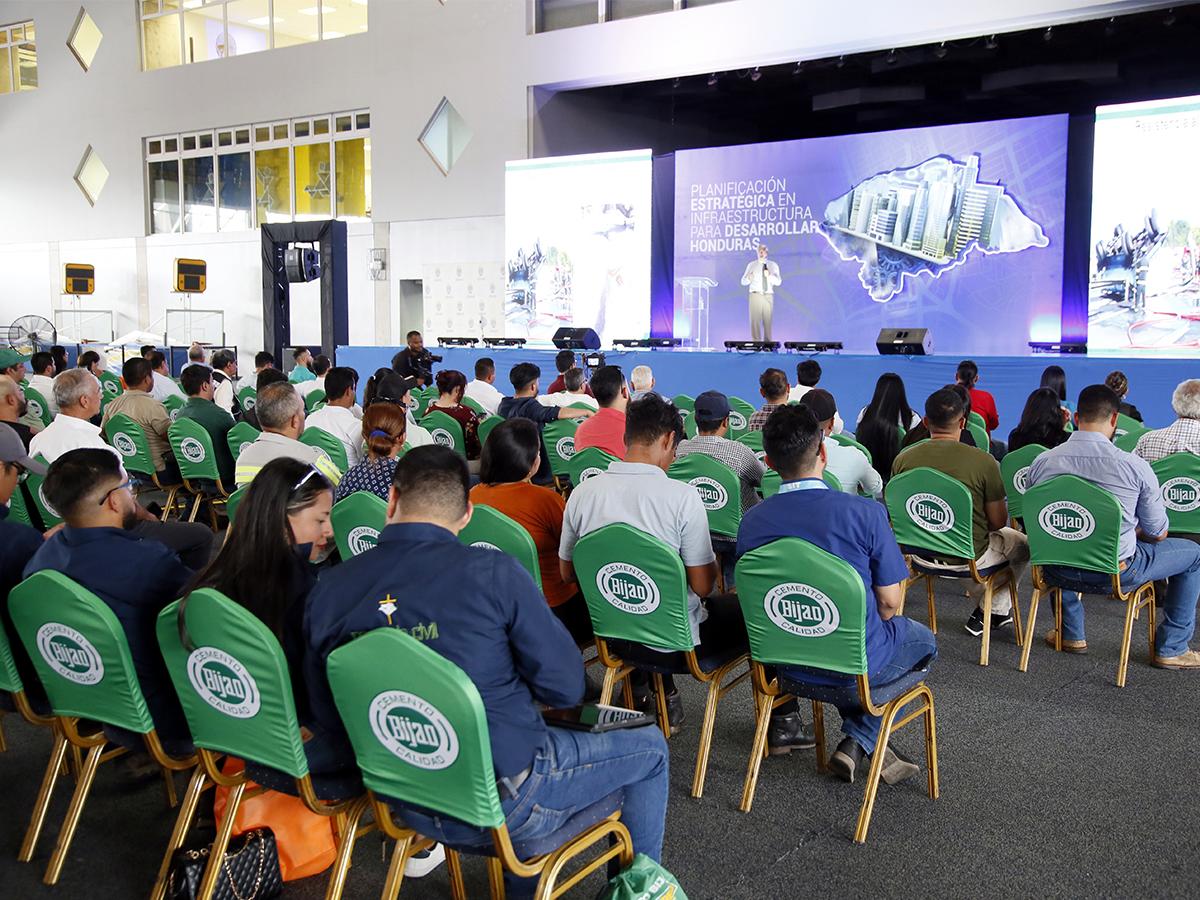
left=964, top=607, right=1013, bottom=637
left=404, top=843, right=446, bottom=878
left=829, top=737, right=865, bottom=783
left=1153, top=649, right=1200, bottom=670
left=766, top=712, right=816, bottom=755
left=877, top=747, right=920, bottom=785
left=1043, top=629, right=1087, bottom=653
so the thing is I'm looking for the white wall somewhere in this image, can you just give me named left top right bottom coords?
left=0, top=0, right=1171, bottom=355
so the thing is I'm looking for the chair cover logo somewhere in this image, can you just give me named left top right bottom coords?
left=243, top=396, right=257, bottom=410
left=103, top=380, right=119, bottom=395
left=906, top=492, right=954, bottom=533
left=688, top=476, right=729, bottom=510
left=764, top=582, right=841, bottom=637
left=347, top=525, right=380, bottom=556
left=597, top=562, right=661, bottom=615
left=579, top=467, right=604, bottom=482
left=728, top=411, right=748, bottom=431
left=431, top=428, right=454, bottom=448
left=113, top=432, right=137, bottom=458
left=27, top=398, right=43, bottom=420
left=36, top=623, right=104, bottom=685
left=1013, top=466, right=1032, bottom=494
left=1161, top=477, right=1200, bottom=513
left=38, top=484, right=59, bottom=517
left=1038, top=501, right=1095, bottom=541
left=555, top=436, right=576, bottom=459
left=180, top=437, right=206, bottom=463
left=470, top=540, right=502, bottom=552
left=186, top=647, right=261, bottom=719
left=369, top=690, right=460, bottom=770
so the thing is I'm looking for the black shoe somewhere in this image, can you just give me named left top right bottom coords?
left=766, top=712, right=816, bottom=755
left=964, top=608, right=1013, bottom=636
left=830, top=737, right=865, bottom=783
left=635, top=689, right=685, bottom=734
left=991, top=611, right=1014, bottom=631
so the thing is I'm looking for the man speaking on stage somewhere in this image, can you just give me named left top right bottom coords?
left=740, top=243, right=782, bottom=341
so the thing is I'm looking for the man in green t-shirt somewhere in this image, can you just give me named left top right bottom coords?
left=175, top=364, right=236, bottom=486
left=892, top=387, right=1028, bottom=638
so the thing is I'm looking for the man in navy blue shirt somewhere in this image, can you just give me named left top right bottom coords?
left=23, top=448, right=192, bottom=742
left=0, top=423, right=50, bottom=706
left=497, top=362, right=592, bottom=485
left=737, top=404, right=937, bottom=785
left=304, top=446, right=668, bottom=895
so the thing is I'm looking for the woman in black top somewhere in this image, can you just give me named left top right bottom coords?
left=1105, top=370, right=1143, bottom=423
left=856, top=373, right=917, bottom=484
left=1008, top=388, right=1071, bottom=453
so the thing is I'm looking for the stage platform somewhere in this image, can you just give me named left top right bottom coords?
left=337, top=346, right=1191, bottom=434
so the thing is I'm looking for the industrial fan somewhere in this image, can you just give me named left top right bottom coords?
left=7, top=315, right=57, bottom=356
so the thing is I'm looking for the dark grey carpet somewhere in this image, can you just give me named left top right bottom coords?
left=2, top=574, right=1198, bottom=899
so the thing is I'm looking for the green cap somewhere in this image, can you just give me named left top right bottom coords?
left=0, top=348, right=30, bottom=370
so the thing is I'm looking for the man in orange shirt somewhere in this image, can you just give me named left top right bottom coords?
left=573, top=366, right=629, bottom=459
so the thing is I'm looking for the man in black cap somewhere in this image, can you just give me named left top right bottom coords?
left=675, top=390, right=765, bottom=513
left=804, top=389, right=882, bottom=500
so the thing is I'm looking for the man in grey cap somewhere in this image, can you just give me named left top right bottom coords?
left=675, top=389, right=765, bottom=514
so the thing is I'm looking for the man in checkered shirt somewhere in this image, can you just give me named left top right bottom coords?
left=748, top=367, right=791, bottom=431
left=1134, top=379, right=1200, bottom=463
left=675, top=390, right=765, bottom=513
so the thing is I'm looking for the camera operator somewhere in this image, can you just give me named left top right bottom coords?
left=391, top=330, right=442, bottom=387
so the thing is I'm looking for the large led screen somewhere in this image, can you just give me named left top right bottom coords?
left=673, top=115, right=1069, bottom=354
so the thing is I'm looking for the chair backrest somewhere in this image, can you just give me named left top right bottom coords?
left=967, top=411, right=988, bottom=433
left=162, top=393, right=185, bottom=421
left=460, top=396, right=486, bottom=416
left=1114, top=413, right=1144, bottom=439
left=226, top=420, right=262, bottom=460
left=477, top=415, right=503, bottom=450
left=104, top=412, right=159, bottom=479
left=727, top=397, right=755, bottom=439
left=572, top=524, right=694, bottom=652
left=828, top=432, right=873, bottom=463
left=299, top=426, right=348, bottom=473
left=8, top=453, right=61, bottom=529
left=422, top=410, right=465, bottom=456
left=156, top=591, right=309, bottom=776
left=999, top=443, right=1047, bottom=522
left=567, top=446, right=617, bottom=487
left=735, top=538, right=868, bottom=676
left=304, top=390, right=326, bottom=412
left=9, top=571, right=155, bottom=733
left=541, top=418, right=578, bottom=477
left=1023, top=475, right=1122, bottom=575
left=458, top=504, right=542, bottom=587
left=0, top=604, right=28, bottom=696
left=672, top=394, right=695, bottom=414
left=667, top=452, right=742, bottom=539
left=22, top=386, right=52, bottom=427
left=1113, top=429, right=1147, bottom=453
left=99, top=370, right=123, bottom=403
left=736, top=430, right=765, bottom=461
left=823, top=469, right=843, bottom=491
left=760, top=469, right=781, bottom=498
left=225, top=485, right=249, bottom=524
left=1151, top=453, right=1200, bottom=535
left=237, top=385, right=257, bottom=411
left=169, top=417, right=223, bottom=482
left=884, top=466, right=976, bottom=562
left=326, top=627, right=505, bottom=829
left=413, top=389, right=436, bottom=418
left=331, top=491, right=388, bottom=558
left=967, top=420, right=990, bottom=452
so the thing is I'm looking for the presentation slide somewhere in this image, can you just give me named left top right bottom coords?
left=505, top=149, right=652, bottom=347
left=673, top=115, right=1068, bottom=355
left=1090, top=95, right=1200, bottom=353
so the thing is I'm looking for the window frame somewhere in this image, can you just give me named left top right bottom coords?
left=0, top=18, right=37, bottom=94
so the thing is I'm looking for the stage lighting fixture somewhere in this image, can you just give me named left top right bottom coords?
left=885, top=49, right=898, bottom=65
left=1028, top=341, right=1087, bottom=354
left=1163, top=8, right=1176, bottom=27
left=933, top=42, right=948, bottom=59
left=792, top=61, right=804, bottom=75
left=724, top=340, right=781, bottom=352
left=672, top=77, right=680, bottom=88
left=1042, top=26, right=1054, bottom=42
left=437, top=336, right=478, bottom=347
left=1104, top=17, right=1117, bottom=37
left=783, top=341, right=843, bottom=353
left=612, top=338, right=682, bottom=349
left=583, top=352, right=606, bottom=369
left=750, top=67, right=762, bottom=82
left=482, top=337, right=526, bottom=348
left=835, top=55, right=846, bottom=68
left=985, top=34, right=998, bottom=50
left=707, top=72, right=718, bottom=86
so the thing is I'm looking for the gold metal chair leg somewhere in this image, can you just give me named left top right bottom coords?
left=1019, top=587, right=1041, bottom=672
left=19, top=729, right=70, bottom=862
left=446, top=848, right=467, bottom=900
left=487, top=856, right=505, bottom=900
left=324, top=797, right=369, bottom=900
left=652, top=673, right=670, bottom=740
left=1116, top=593, right=1138, bottom=688
left=852, top=702, right=899, bottom=844
left=1054, top=588, right=1063, bottom=650
left=43, top=741, right=105, bottom=884
left=150, top=767, right=207, bottom=900
left=812, top=700, right=826, bottom=771
left=925, top=576, right=937, bottom=633
left=921, top=686, right=940, bottom=800
left=1146, top=586, right=1158, bottom=660
left=187, top=493, right=202, bottom=523
left=197, top=780, right=245, bottom=900
left=161, top=766, right=179, bottom=808
left=598, top=666, right=616, bottom=705
left=979, top=582, right=994, bottom=667
left=380, top=835, right=411, bottom=900
left=0, top=714, right=6, bottom=753
left=690, top=674, right=723, bottom=798
left=621, top=674, right=634, bottom=710
left=739, top=690, right=773, bottom=813
left=70, top=742, right=83, bottom=779
left=1009, top=572, right=1024, bottom=648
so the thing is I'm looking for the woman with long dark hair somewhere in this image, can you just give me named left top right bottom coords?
left=469, top=418, right=593, bottom=645
left=77, top=350, right=103, bottom=378
left=1008, top=387, right=1071, bottom=453
left=424, top=369, right=481, bottom=462
left=856, top=373, right=919, bottom=482
left=335, top=402, right=408, bottom=501
left=1040, top=365, right=1073, bottom=414
left=50, top=345, right=68, bottom=375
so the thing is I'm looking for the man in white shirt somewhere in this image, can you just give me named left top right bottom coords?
left=629, top=365, right=657, bottom=401
left=464, top=357, right=504, bottom=415
left=29, top=369, right=110, bottom=462
left=537, top=367, right=599, bottom=411
left=740, top=243, right=782, bottom=341
left=148, top=351, right=186, bottom=405
left=188, top=343, right=209, bottom=369
left=27, top=351, right=59, bottom=418
left=297, top=355, right=332, bottom=400
left=804, top=389, right=882, bottom=499
left=788, top=358, right=844, bottom=434
left=210, top=350, right=241, bottom=418
left=304, top=367, right=363, bottom=467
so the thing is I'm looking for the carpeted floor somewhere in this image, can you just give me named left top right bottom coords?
left=2, top=574, right=1198, bottom=899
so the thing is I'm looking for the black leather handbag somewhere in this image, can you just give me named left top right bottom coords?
left=166, top=828, right=283, bottom=900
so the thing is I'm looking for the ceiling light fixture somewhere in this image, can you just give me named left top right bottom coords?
left=792, top=60, right=804, bottom=75
left=933, top=41, right=947, bottom=59
left=885, top=48, right=898, bottom=65
left=1104, top=17, right=1117, bottom=37
left=750, top=66, right=761, bottom=82
left=985, top=34, right=998, bottom=50
left=1163, top=8, right=1177, bottom=27
left=835, top=55, right=846, bottom=68
left=707, top=72, right=718, bottom=86
left=299, top=5, right=336, bottom=16
left=1042, top=26, right=1054, bottom=42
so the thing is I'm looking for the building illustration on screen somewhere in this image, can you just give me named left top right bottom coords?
left=822, top=154, right=1048, bottom=301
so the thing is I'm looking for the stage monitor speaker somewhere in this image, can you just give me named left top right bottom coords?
left=552, top=327, right=600, bottom=350
left=174, top=258, right=207, bottom=293
left=63, top=263, right=94, bottom=295
left=876, top=328, right=932, bottom=355
left=284, top=247, right=321, bottom=283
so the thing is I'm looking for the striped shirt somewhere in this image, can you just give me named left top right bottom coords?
left=1134, top=418, right=1200, bottom=463
left=234, top=431, right=342, bottom=488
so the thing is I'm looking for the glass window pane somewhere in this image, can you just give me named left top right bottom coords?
left=235, top=128, right=250, bottom=144
left=23, top=23, right=33, bottom=41
left=273, top=123, right=288, bottom=140
left=255, top=125, right=270, bottom=142
left=223, top=0, right=271, bottom=56
left=271, top=0, right=321, bottom=47
left=148, top=160, right=181, bottom=233
left=335, top=115, right=352, bottom=132
left=142, top=1, right=161, bottom=16
left=254, top=146, right=290, bottom=223
left=322, top=0, right=365, bottom=39
left=608, top=0, right=673, bottom=18
left=15, top=42, right=35, bottom=89
left=312, top=117, right=329, bottom=136
left=218, top=130, right=233, bottom=147
left=183, top=4, right=224, bottom=63
left=355, top=112, right=370, bottom=130
left=335, top=138, right=370, bottom=219
left=293, top=120, right=310, bottom=138
left=0, top=47, right=12, bottom=95
left=182, top=155, right=216, bottom=233
left=198, top=132, right=213, bottom=149
left=218, top=151, right=253, bottom=230
left=539, top=0, right=600, bottom=31
left=183, top=135, right=196, bottom=150
left=165, top=137, right=178, bottom=152
left=149, top=139, right=162, bottom=154
left=143, top=13, right=182, bottom=69
left=293, top=142, right=331, bottom=220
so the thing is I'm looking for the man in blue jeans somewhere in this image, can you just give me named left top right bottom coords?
left=305, top=446, right=668, bottom=896
left=737, top=403, right=938, bottom=784
left=1027, top=384, right=1200, bottom=668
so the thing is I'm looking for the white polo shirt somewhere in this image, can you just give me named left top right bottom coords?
left=27, top=373, right=59, bottom=416
left=29, top=414, right=110, bottom=463
left=824, top=438, right=883, bottom=499
left=559, top=461, right=715, bottom=646
left=464, top=379, right=505, bottom=415
left=537, top=391, right=599, bottom=411
left=304, top=404, right=364, bottom=467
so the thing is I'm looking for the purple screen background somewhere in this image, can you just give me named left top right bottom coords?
left=672, top=115, right=1069, bottom=354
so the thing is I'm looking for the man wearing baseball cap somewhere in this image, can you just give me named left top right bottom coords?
left=675, top=390, right=765, bottom=514
left=0, top=347, right=29, bottom=383
left=804, top=389, right=883, bottom=500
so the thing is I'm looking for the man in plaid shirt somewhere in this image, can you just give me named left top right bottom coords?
left=676, top=390, right=765, bottom=513
left=1134, top=379, right=1200, bottom=463
left=748, top=368, right=791, bottom=432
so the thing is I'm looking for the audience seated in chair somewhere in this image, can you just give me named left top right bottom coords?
left=27, top=350, right=60, bottom=417
left=789, top=358, right=843, bottom=432
left=0, top=349, right=43, bottom=438
left=241, top=367, right=288, bottom=431
left=892, top=387, right=1027, bottom=638
left=1135, top=378, right=1200, bottom=462
left=147, top=350, right=185, bottom=405
left=0, top=377, right=35, bottom=449
left=296, top=353, right=332, bottom=400
left=101, top=357, right=179, bottom=483
left=498, top=363, right=593, bottom=484
left=629, top=364, right=657, bottom=401
left=737, top=403, right=935, bottom=784
left=464, top=356, right=505, bottom=415
left=364, top=369, right=433, bottom=447
left=288, top=347, right=315, bottom=384
left=253, top=350, right=276, bottom=375
left=209, top=349, right=241, bottom=418
left=306, top=366, right=364, bottom=468
left=424, top=368, right=483, bottom=461
left=956, top=359, right=999, bottom=433
left=538, top=366, right=599, bottom=411
left=901, top=384, right=979, bottom=450
left=175, top=364, right=237, bottom=486
left=1007, top=387, right=1071, bottom=454
left=675, top=390, right=764, bottom=513
left=234, top=382, right=342, bottom=488
left=335, top=401, right=408, bottom=502
left=804, top=390, right=882, bottom=500
left=748, top=368, right=790, bottom=432
left=571, top=365, right=628, bottom=459
left=1029, top=384, right=1200, bottom=667
left=546, top=349, right=594, bottom=396
left=1106, top=370, right=1144, bottom=424
left=303, top=445, right=668, bottom=897
left=857, top=373, right=921, bottom=485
